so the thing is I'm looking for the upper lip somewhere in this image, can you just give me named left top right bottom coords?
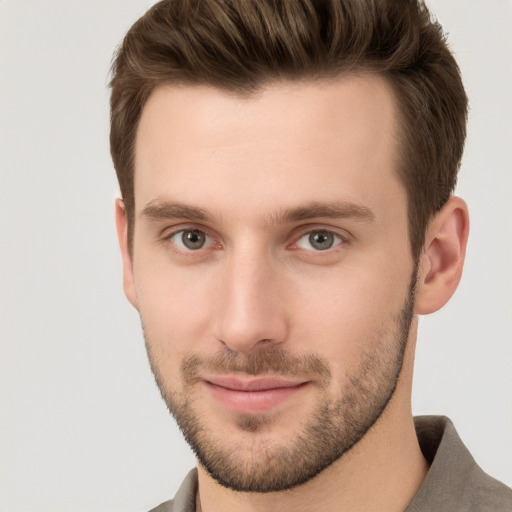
left=205, top=376, right=307, bottom=391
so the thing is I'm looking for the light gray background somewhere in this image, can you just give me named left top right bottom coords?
left=1, top=1, right=511, bottom=511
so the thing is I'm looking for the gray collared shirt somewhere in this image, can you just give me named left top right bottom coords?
left=149, top=416, right=512, bottom=512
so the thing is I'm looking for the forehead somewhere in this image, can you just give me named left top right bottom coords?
left=133, top=75, right=404, bottom=224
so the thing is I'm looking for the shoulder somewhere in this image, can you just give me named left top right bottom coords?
left=459, top=462, right=512, bottom=511
left=147, top=469, right=198, bottom=512
left=148, top=501, right=175, bottom=512
left=408, top=416, right=512, bottom=511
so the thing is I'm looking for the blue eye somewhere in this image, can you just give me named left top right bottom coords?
left=296, top=230, right=343, bottom=251
left=169, top=229, right=213, bottom=250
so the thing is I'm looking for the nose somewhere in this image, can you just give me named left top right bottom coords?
left=213, top=248, right=289, bottom=354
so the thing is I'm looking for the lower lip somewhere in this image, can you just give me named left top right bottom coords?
left=205, top=381, right=308, bottom=414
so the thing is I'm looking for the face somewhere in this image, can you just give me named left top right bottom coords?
left=122, top=76, right=417, bottom=492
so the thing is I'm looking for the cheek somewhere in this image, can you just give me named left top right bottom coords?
left=133, top=258, right=215, bottom=366
left=288, top=263, right=410, bottom=370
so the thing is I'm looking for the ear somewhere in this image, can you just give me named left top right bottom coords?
left=115, top=198, right=139, bottom=310
left=415, top=196, right=469, bottom=315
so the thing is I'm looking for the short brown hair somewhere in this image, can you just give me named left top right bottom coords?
left=109, top=0, right=468, bottom=259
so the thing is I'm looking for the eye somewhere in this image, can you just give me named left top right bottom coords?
left=169, top=229, right=213, bottom=251
left=296, top=230, right=344, bottom=251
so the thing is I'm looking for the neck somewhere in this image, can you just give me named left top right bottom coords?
left=197, top=320, right=428, bottom=512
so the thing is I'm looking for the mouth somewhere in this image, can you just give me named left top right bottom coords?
left=203, top=375, right=310, bottom=414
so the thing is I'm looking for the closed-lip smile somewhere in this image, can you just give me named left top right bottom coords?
left=206, top=375, right=307, bottom=391
left=203, top=375, right=310, bottom=414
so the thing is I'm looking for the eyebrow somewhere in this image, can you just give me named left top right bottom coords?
left=277, top=201, right=375, bottom=224
left=140, top=200, right=375, bottom=225
left=141, top=202, right=213, bottom=222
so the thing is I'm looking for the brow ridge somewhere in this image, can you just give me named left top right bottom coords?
left=140, top=199, right=375, bottom=225
left=141, top=201, right=213, bottom=222
left=275, top=201, right=375, bottom=224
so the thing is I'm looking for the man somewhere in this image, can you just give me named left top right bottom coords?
left=109, top=0, right=512, bottom=510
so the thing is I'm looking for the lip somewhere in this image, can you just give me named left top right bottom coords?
left=203, top=376, right=309, bottom=414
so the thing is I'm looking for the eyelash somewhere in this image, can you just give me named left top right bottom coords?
left=163, top=227, right=217, bottom=253
left=162, top=226, right=349, bottom=254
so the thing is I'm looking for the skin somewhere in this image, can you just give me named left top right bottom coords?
left=116, top=75, right=469, bottom=512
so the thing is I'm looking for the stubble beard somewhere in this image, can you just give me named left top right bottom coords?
left=144, top=273, right=417, bottom=493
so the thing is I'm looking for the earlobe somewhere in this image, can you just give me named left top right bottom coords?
left=115, top=198, right=139, bottom=310
left=415, top=196, right=470, bottom=315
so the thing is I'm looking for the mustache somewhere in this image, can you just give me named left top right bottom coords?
left=181, top=347, right=331, bottom=386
